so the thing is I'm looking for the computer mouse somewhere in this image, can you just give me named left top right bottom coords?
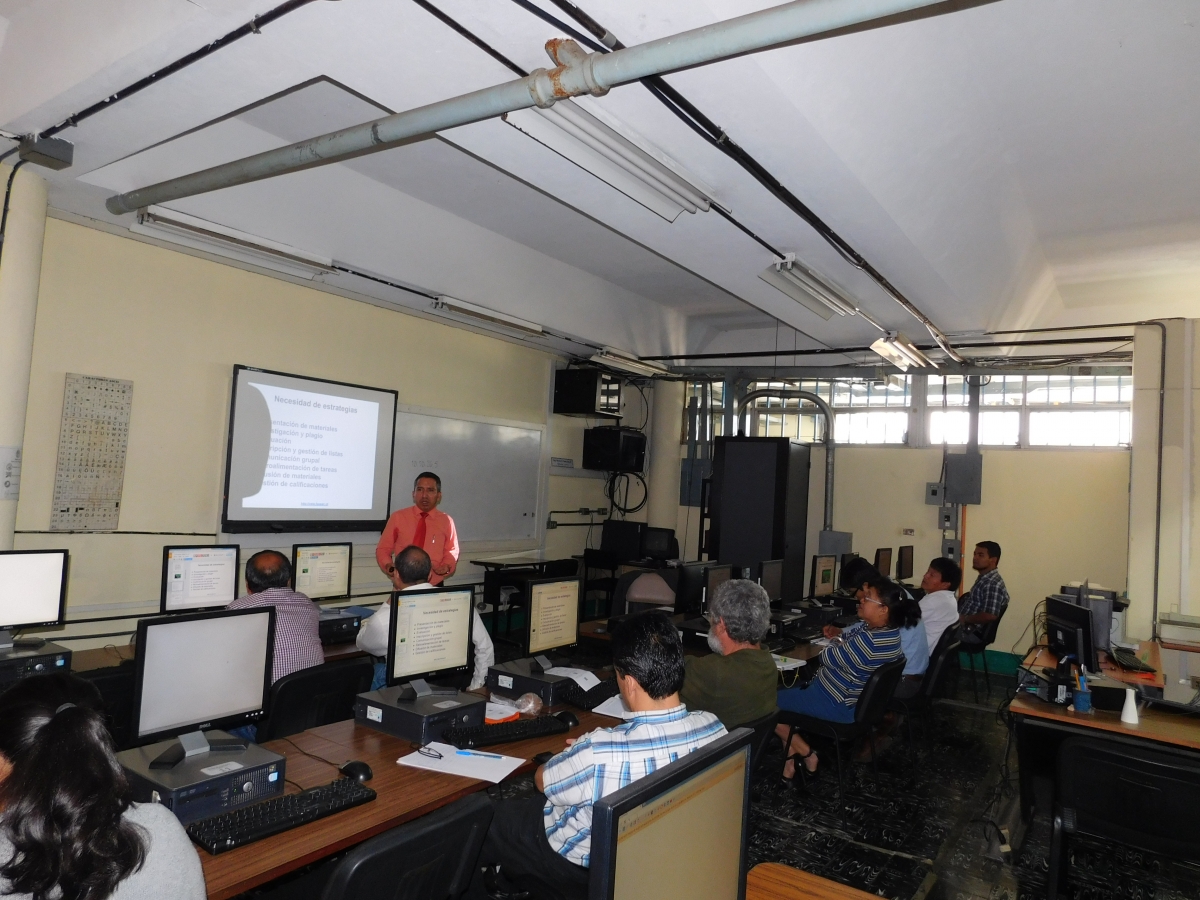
left=555, top=710, right=580, bottom=728
left=532, top=750, right=555, bottom=766
left=339, top=760, right=373, bottom=783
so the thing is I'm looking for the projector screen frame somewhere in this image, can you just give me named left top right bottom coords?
left=221, top=365, right=398, bottom=533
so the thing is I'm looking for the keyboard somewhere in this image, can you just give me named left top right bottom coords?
left=442, top=714, right=571, bottom=749
left=560, top=678, right=620, bottom=711
left=186, top=778, right=376, bottom=854
left=763, top=637, right=796, bottom=654
left=1110, top=646, right=1157, bottom=674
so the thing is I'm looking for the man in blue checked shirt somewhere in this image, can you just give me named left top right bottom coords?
left=959, top=541, right=1010, bottom=645
left=469, top=612, right=726, bottom=900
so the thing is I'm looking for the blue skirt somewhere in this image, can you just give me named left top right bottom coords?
left=776, top=679, right=855, bottom=724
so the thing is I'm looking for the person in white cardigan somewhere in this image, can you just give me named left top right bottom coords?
left=918, top=556, right=962, bottom=650
left=357, top=544, right=494, bottom=690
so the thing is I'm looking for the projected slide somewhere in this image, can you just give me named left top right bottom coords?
left=223, top=366, right=397, bottom=532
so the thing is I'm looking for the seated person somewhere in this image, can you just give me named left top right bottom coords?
left=0, top=673, right=206, bottom=899
left=680, top=579, right=778, bottom=729
left=228, top=550, right=323, bottom=684
left=823, top=577, right=927, bottom=700
left=776, top=580, right=906, bottom=778
left=838, top=556, right=879, bottom=596
left=471, top=611, right=726, bottom=900
left=357, top=545, right=494, bottom=691
left=919, top=557, right=962, bottom=649
left=960, top=541, right=1009, bottom=645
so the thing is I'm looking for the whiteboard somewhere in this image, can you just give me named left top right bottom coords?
left=390, top=408, right=544, bottom=543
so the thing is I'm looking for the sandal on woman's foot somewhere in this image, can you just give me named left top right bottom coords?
left=798, top=748, right=819, bottom=775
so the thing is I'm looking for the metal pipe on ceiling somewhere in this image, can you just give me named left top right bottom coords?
left=105, top=0, right=972, bottom=216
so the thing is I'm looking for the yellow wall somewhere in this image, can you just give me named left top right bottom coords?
left=15, top=219, right=600, bottom=635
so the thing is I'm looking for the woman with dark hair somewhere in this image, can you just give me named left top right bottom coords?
left=775, top=579, right=905, bottom=779
left=0, top=673, right=205, bottom=900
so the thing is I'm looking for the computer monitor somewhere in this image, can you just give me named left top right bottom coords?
left=641, top=527, right=675, bottom=561
left=756, top=560, right=784, bottom=604
left=387, top=587, right=475, bottom=694
left=0, top=549, right=69, bottom=648
left=291, top=542, right=352, bottom=599
left=809, top=555, right=837, bottom=599
left=704, top=565, right=733, bottom=613
left=673, top=562, right=708, bottom=615
left=526, top=578, right=581, bottom=658
left=874, top=547, right=893, bottom=579
left=1045, top=596, right=1099, bottom=673
left=589, top=729, right=753, bottom=900
left=896, top=545, right=914, bottom=581
left=601, top=520, right=644, bottom=561
left=160, top=545, right=240, bottom=613
left=130, top=607, right=275, bottom=764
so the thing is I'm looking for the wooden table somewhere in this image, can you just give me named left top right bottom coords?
left=746, top=862, right=879, bottom=900
left=202, top=711, right=613, bottom=899
left=71, top=640, right=365, bottom=673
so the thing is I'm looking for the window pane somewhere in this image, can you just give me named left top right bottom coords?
left=979, top=411, right=1019, bottom=445
left=833, top=411, right=908, bottom=444
left=1029, top=410, right=1131, bottom=447
left=1094, top=375, right=1121, bottom=403
left=928, top=374, right=968, bottom=407
left=929, top=410, right=969, bottom=444
left=982, top=375, right=1024, bottom=406
left=1071, top=375, right=1096, bottom=404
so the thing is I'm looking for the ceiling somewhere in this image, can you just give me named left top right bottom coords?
left=3, top=0, right=1198, bottom=369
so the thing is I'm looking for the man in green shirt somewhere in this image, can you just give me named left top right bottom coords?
left=680, top=579, right=778, bottom=729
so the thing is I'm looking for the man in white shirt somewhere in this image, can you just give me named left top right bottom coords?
left=918, top=557, right=962, bottom=650
left=356, top=544, right=493, bottom=690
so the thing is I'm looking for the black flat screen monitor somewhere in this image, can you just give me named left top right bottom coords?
left=896, top=545, right=914, bottom=581
left=673, top=562, right=707, bottom=615
left=1045, top=596, right=1098, bottom=673
left=160, top=545, right=240, bottom=613
left=641, top=527, right=674, bottom=561
left=589, top=728, right=753, bottom=900
left=756, top=560, right=783, bottom=604
left=810, top=555, right=837, bottom=599
left=705, top=565, right=733, bottom=611
left=601, top=520, right=644, bottom=561
left=291, top=542, right=353, bottom=599
left=131, top=607, right=276, bottom=746
left=874, top=548, right=893, bottom=579
left=0, top=549, right=69, bottom=641
left=525, top=578, right=581, bottom=657
left=387, top=587, right=475, bottom=686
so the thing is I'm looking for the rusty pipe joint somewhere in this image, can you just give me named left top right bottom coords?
left=529, top=38, right=611, bottom=108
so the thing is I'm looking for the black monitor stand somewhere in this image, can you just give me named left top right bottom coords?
left=393, top=678, right=459, bottom=702
left=148, top=729, right=248, bottom=770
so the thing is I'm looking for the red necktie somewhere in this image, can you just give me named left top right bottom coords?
left=412, top=511, right=429, bottom=550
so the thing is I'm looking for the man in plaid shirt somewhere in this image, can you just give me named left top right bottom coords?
left=470, top=611, right=726, bottom=899
left=228, top=550, right=324, bottom=684
left=959, top=541, right=1009, bottom=644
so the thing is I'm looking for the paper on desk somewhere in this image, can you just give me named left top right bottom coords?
left=593, top=693, right=635, bottom=719
left=396, top=742, right=524, bottom=783
left=772, top=654, right=805, bottom=671
left=485, top=702, right=520, bottom=723
left=811, top=637, right=834, bottom=648
left=545, top=667, right=601, bottom=691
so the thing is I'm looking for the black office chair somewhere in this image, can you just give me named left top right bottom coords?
left=891, top=624, right=962, bottom=749
left=319, top=793, right=493, bottom=900
left=779, top=657, right=906, bottom=802
left=1047, top=736, right=1200, bottom=899
left=741, top=708, right=780, bottom=777
left=258, top=657, right=374, bottom=742
left=961, top=611, right=1005, bottom=703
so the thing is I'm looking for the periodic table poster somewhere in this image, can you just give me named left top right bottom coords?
left=50, top=373, right=134, bottom=531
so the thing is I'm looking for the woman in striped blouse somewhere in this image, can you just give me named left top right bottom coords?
left=776, top=580, right=906, bottom=778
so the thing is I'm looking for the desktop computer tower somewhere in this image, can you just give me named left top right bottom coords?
left=354, top=687, right=485, bottom=745
left=708, top=438, right=810, bottom=603
left=0, top=643, right=72, bottom=694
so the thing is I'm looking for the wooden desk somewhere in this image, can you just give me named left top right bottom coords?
left=201, top=713, right=612, bottom=899
left=71, top=641, right=365, bottom=673
left=746, top=863, right=878, bottom=900
left=1020, top=640, right=1165, bottom=690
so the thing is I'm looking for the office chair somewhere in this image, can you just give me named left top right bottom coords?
left=319, top=793, right=493, bottom=900
left=891, top=624, right=962, bottom=749
left=742, top=708, right=781, bottom=776
left=612, top=571, right=676, bottom=617
left=1047, top=736, right=1200, bottom=899
left=258, top=657, right=374, bottom=742
left=779, top=657, right=906, bottom=804
left=961, top=610, right=1005, bottom=703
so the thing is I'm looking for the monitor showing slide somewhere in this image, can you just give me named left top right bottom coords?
left=292, top=542, right=352, bottom=599
left=161, top=546, right=240, bottom=613
left=527, top=578, right=580, bottom=656
left=222, top=366, right=397, bottom=533
left=388, top=588, right=474, bottom=684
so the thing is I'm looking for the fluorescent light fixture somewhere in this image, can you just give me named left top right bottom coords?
left=431, top=296, right=544, bottom=336
left=504, top=100, right=714, bottom=222
left=870, top=332, right=937, bottom=371
left=758, top=254, right=858, bottom=320
left=131, top=206, right=333, bottom=280
left=589, top=349, right=671, bottom=378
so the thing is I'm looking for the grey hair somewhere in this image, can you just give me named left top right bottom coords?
left=709, top=579, right=771, bottom=643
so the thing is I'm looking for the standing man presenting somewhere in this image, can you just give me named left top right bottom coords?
left=376, top=472, right=459, bottom=585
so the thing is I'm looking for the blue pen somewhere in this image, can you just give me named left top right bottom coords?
left=457, top=749, right=504, bottom=760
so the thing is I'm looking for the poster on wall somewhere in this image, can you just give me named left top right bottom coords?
left=50, top=373, right=133, bottom=531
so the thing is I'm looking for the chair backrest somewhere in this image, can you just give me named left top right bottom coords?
left=853, top=657, right=907, bottom=726
left=1057, top=736, right=1200, bottom=860
left=740, top=709, right=780, bottom=775
left=320, top=793, right=493, bottom=900
left=626, top=572, right=675, bottom=606
left=921, top=624, right=963, bottom=701
left=259, top=657, right=374, bottom=741
left=977, top=608, right=1005, bottom=646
